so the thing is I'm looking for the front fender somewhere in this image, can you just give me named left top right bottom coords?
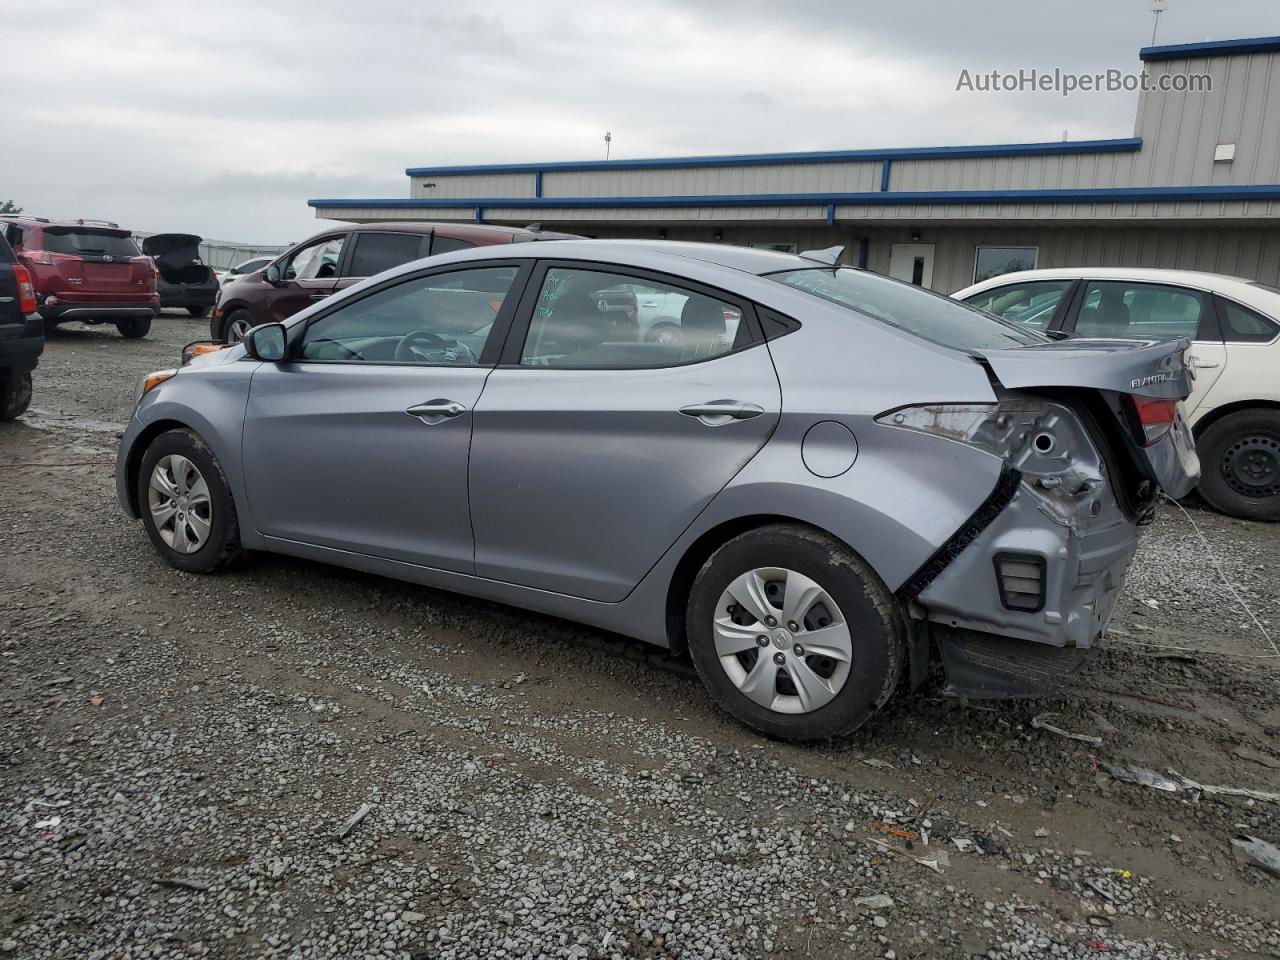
left=114, top=361, right=259, bottom=544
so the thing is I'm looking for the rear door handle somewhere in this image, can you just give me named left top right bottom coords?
left=405, top=399, right=467, bottom=424
left=1189, top=357, right=1220, bottom=369
left=309, top=293, right=330, bottom=301
left=679, top=400, right=765, bottom=424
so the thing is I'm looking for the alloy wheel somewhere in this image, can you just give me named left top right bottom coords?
left=227, top=316, right=254, bottom=343
left=713, top=567, right=853, bottom=715
left=147, top=454, right=213, bottom=554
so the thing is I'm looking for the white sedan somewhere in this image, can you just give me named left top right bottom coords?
left=954, top=267, right=1280, bottom=521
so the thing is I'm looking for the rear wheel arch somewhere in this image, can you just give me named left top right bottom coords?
left=664, top=515, right=879, bottom=656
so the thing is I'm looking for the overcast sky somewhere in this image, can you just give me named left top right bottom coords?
left=3, top=0, right=1274, bottom=245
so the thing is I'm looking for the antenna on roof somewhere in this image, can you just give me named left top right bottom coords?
left=1150, top=0, right=1166, bottom=45
left=604, top=130, right=612, bottom=161
left=798, top=245, right=844, bottom=266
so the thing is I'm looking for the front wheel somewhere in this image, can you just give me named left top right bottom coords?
left=137, top=429, right=244, bottom=572
left=221, top=309, right=256, bottom=344
left=1196, top=410, right=1280, bottom=521
left=686, top=524, right=905, bottom=741
left=0, top=371, right=33, bottom=421
left=116, top=316, right=152, bottom=339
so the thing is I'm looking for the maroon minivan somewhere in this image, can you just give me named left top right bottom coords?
left=211, top=221, right=575, bottom=343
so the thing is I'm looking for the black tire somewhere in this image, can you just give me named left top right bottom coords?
left=116, top=315, right=152, bottom=339
left=1196, top=410, right=1280, bottom=521
left=220, top=308, right=256, bottom=344
left=187, top=305, right=211, bottom=318
left=686, top=524, right=905, bottom=741
left=0, top=371, right=33, bottom=421
left=136, top=429, right=244, bottom=573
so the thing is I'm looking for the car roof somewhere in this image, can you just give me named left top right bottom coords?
left=444, top=238, right=821, bottom=275
left=958, top=266, right=1264, bottom=294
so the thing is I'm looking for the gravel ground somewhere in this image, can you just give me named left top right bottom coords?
left=1, top=314, right=1278, bottom=960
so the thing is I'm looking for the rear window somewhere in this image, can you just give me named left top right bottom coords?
left=41, top=229, right=140, bottom=258
left=769, top=267, right=1046, bottom=350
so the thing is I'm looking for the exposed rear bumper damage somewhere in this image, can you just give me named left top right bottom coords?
left=916, top=485, right=1138, bottom=698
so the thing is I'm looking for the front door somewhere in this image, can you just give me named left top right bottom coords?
left=888, top=243, right=935, bottom=288
left=468, top=262, right=782, bottom=602
left=266, top=233, right=350, bottom=323
left=242, top=262, right=527, bottom=572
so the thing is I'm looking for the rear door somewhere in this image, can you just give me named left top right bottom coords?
left=468, top=261, right=781, bottom=602
left=333, top=231, right=432, bottom=293
left=1061, top=279, right=1225, bottom=415
left=267, top=233, right=349, bottom=322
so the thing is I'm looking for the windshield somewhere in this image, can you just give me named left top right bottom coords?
left=42, top=230, right=140, bottom=258
left=769, top=267, right=1048, bottom=351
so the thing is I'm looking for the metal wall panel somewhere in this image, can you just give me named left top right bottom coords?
left=409, top=174, right=535, bottom=198
left=542, top=162, right=881, bottom=198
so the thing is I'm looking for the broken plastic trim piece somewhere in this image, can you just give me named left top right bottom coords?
left=897, top=466, right=1020, bottom=603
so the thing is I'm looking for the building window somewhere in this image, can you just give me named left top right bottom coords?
left=749, top=243, right=798, bottom=253
left=973, top=246, right=1038, bottom=284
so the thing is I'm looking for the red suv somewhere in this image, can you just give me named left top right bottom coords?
left=211, top=221, right=575, bottom=342
left=0, top=217, right=160, bottom=339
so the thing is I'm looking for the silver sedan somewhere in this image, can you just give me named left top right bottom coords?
left=116, top=240, right=1198, bottom=740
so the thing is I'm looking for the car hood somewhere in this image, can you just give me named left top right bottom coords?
left=142, top=233, right=203, bottom=270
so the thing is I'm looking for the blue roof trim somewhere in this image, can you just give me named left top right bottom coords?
left=310, top=183, right=1280, bottom=211
left=1140, top=35, right=1280, bottom=62
left=403, top=138, right=1142, bottom=176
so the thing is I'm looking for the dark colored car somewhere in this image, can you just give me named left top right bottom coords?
left=0, top=229, right=42, bottom=420
left=0, top=216, right=159, bottom=338
left=211, top=221, right=576, bottom=342
left=142, top=233, right=219, bottom=318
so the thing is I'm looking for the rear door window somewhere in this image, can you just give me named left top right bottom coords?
left=345, top=232, right=430, bottom=278
left=1073, top=281, right=1205, bottom=340
left=961, top=280, right=1072, bottom=332
left=1216, top=296, right=1280, bottom=343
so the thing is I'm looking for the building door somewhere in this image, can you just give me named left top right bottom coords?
left=888, top=243, right=935, bottom=288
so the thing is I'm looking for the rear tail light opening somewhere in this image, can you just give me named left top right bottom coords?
left=1130, top=396, right=1177, bottom=446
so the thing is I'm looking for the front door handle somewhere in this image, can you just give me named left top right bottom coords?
left=309, top=293, right=331, bottom=301
left=679, top=400, right=766, bottom=425
left=405, top=399, right=467, bottom=424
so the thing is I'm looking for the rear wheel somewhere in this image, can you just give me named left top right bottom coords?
left=685, top=524, right=904, bottom=740
left=0, top=371, right=33, bottom=421
left=1196, top=410, right=1280, bottom=521
left=116, top=316, right=152, bottom=339
left=137, top=429, right=244, bottom=572
left=187, top=305, right=210, bottom=318
left=222, top=309, right=255, bottom=344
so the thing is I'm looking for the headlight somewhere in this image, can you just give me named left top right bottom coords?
left=134, top=369, right=177, bottom=407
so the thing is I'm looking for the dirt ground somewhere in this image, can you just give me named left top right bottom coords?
left=1, top=314, right=1277, bottom=960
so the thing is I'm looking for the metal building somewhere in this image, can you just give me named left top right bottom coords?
left=310, top=35, right=1280, bottom=293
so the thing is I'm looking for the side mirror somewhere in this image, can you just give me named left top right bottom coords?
left=264, top=263, right=282, bottom=284
left=244, top=323, right=288, bottom=362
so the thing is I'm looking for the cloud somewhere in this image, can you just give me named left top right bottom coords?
left=4, top=0, right=1274, bottom=242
